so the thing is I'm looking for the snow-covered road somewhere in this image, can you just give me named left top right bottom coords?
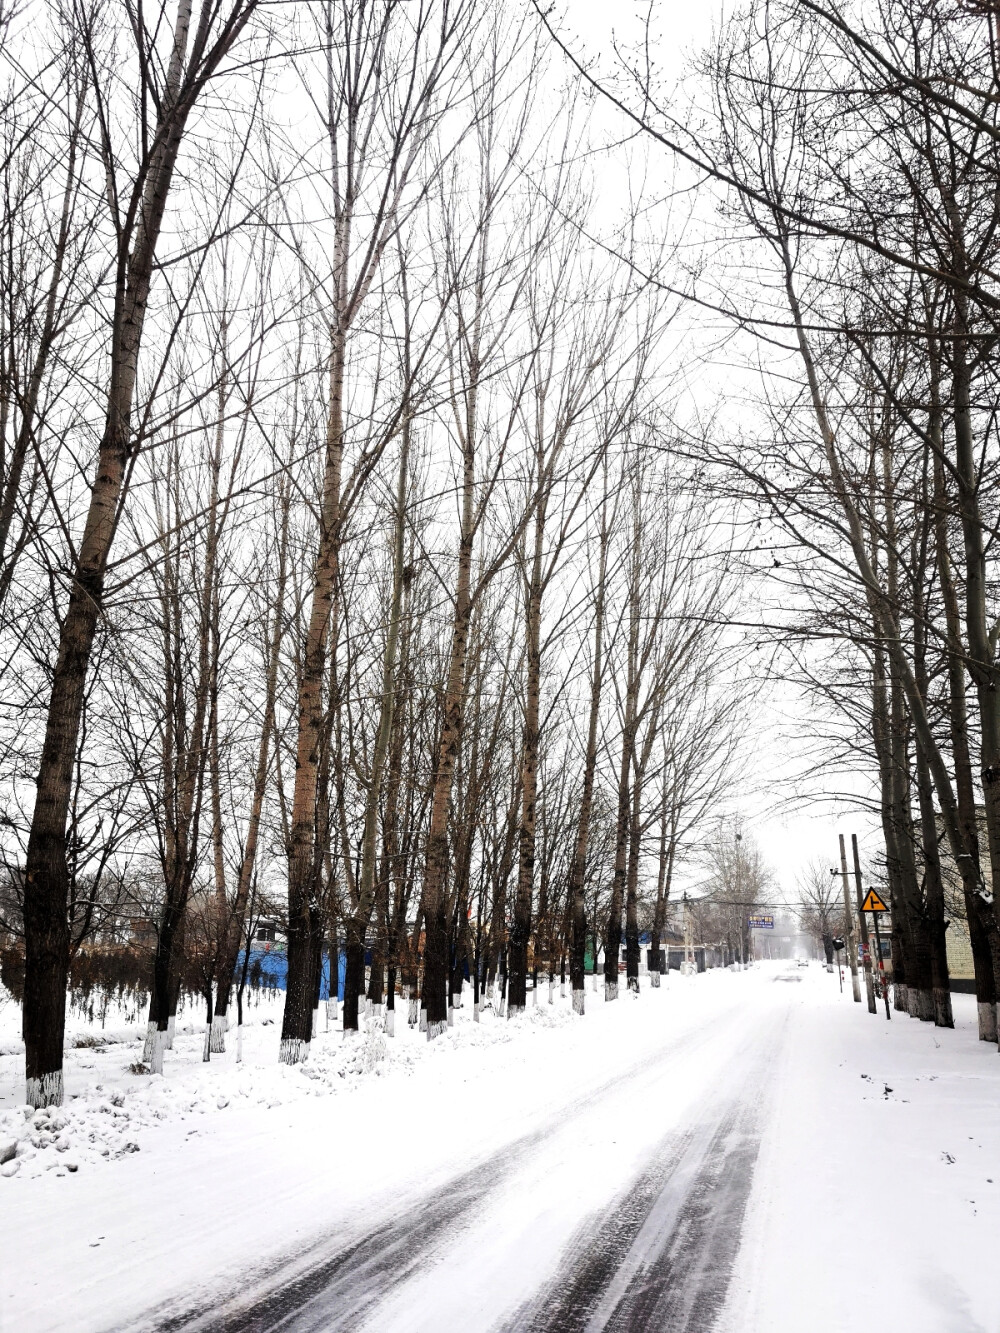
left=160, top=987, right=784, bottom=1333
left=3, top=963, right=999, bottom=1333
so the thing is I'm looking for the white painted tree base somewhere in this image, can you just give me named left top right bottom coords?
left=237, top=1023, right=244, bottom=1063
left=26, top=1071, right=63, bottom=1109
left=408, top=998, right=419, bottom=1026
left=978, top=1001, right=998, bottom=1043
left=572, top=989, right=585, bottom=1016
left=473, top=1002, right=480, bottom=1022
left=166, top=1016, right=176, bottom=1049
left=149, top=1028, right=167, bottom=1075
left=202, top=1025, right=211, bottom=1062
left=326, top=998, right=337, bottom=1023
left=209, top=1014, right=227, bottom=1053
left=143, top=1021, right=156, bottom=1064
left=312, top=1007, right=320, bottom=1039
left=386, top=1010, right=395, bottom=1037
left=278, top=1037, right=309, bottom=1065
left=419, top=1007, right=427, bottom=1032
left=649, top=971, right=661, bottom=988
left=426, top=1020, right=447, bottom=1040
left=447, top=1004, right=454, bottom=1027
left=605, top=982, right=618, bottom=1002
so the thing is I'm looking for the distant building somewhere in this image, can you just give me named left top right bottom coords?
left=253, top=919, right=279, bottom=945
left=936, top=810, right=990, bottom=994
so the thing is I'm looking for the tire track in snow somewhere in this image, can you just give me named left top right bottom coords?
left=503, top=1016, right=785, bottom=1333
left=136, top=1008, right=734, bottom=1333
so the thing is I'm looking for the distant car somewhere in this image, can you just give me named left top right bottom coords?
left=796, top=959, right=809, bottom=967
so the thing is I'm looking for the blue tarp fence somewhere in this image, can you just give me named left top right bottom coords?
left=234, top=947, right=348, bottom=1001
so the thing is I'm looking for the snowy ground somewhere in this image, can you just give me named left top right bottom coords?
left=1, top=964, right=998, bottom=1333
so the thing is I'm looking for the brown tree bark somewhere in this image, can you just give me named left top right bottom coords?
left=20, top=0, right=259, bottom=1105
left=422, top=433, right=476, bottom=1036
left=344, top=427, right=410, bottom=1031
left=930, top=369, right=999, bottom=1038
left=509, top=501, right=546, bottom=1014
left=212, top=472, right=291, bottom=1048
left=568, top=502, right=609, bottom=1013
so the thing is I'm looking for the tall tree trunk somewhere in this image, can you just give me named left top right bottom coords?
left=930, top=368, right=999, bottom=1038
left=606, top=506, right=640, bottom=1002
left=282, top=321, right=346, bottom=1064
left=888, top=665, right=932, bottom=1018
left=145, top=427, right=220, bottom=1073
left=422, top=434, right=476, bottom=1037
left=946, top=206, right=1000, bottom=973
left=509, top=489, right=546, bottom=1013
left=605, top=731, right=631, bottom=1003
left=912, top=517, right=953, bottom=1027
left=649, top=802, right=676, bottom=990
left=569, top=503, right=608, bottom=1014
left=878, top=421, right=933, bottom=1019
left=213, top=477, right=290, bottom=1046
left=625, top=771, right=642, bottom=994
left=343, top=429, right=410, bottom=1031
left=22, top=0, right=210, bottom=1108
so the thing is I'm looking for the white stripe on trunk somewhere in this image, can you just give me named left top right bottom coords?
left=209, top=1014, right=227, bottom=1053
left=25, top=1071, right=63, bottom=1110
left=149, top=1028, right=167, bottom=1075
left=278, top=1037, right=309, bottom=1065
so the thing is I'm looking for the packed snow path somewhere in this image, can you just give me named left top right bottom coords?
left=3, top=963, right=999, bottom=1333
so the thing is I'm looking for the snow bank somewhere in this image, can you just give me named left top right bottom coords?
left=0, top=982, right=573, bottom=1182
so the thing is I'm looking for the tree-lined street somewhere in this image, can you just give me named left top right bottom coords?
left=3, top=963, right=996, bottom=1333
left=5, top=1, right=1000, bottom=1326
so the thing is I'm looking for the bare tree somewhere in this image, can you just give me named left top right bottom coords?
left=20, top=0, right=263, bottom=1104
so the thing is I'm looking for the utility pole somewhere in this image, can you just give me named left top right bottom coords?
left=851, top=835, right=877, bottom=1014
left=839, top=835, right=861, bottom=1003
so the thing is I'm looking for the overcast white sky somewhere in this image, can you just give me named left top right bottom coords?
left=545, top=0, right=886, bottom=900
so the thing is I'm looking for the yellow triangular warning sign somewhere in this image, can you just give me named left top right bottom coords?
left=861, top=888, right=888, bottom=913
